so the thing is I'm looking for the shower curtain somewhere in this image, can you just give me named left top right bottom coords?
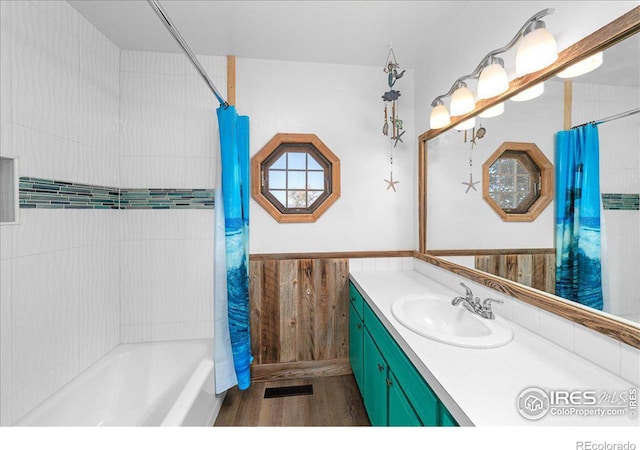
left=214, top=105, right=253, bottom=392
left=555, top=123, right=603, bottom=311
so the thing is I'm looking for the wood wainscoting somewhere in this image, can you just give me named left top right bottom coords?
left=249, top=256, right=351, bottom=382
left=428, top=249, right=556, bottom=295
left=248, top=251, right=412, bottom=382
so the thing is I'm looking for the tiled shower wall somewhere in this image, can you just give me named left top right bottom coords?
left=118, top=50, right=223, bottom=343
left=0, top=0, right=120, bottom=425
left=0, top=1, right=223, bottom=424
left=572, top=82, right=640, bottom=321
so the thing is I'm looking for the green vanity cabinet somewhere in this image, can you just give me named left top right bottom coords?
left=349, top=301, right=365, bottom=391
left=349, top=281, right=459, bottom=427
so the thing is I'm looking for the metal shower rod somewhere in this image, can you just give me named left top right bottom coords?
left=147, top=0, right=229, bottom=108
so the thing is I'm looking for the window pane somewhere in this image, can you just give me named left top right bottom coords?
left=308, top=171, right=324, bottom=190
left=308, top=154, right=323, bottom=170
left=308, top=190, right=323, bottom=206
left=269, top=170, right=286, bottom=189
left=287, top=152, right=307, bottom=170
left=288, top=170, right=306, bottom=189
left=287, top=190, right=307, bottom=208
left=270, top=189, right=287, bottom=207
left=271, top=154, right=287, bottom=170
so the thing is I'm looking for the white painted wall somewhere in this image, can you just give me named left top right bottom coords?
left=0, top=0, right=120, bottom=425
left=427, top=80, right=563, bottom=250
left=238, top=58, right=416, bottom=254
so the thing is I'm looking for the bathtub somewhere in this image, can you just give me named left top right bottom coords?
left=15, top=339, right=225, bottom=426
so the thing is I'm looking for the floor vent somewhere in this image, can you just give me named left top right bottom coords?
left=264, top=384, right=313, bottom=399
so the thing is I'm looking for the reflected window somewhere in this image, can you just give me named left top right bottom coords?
left=252, top=134, right=340, bottom=223
left=482, top=142, right=553, bottom=222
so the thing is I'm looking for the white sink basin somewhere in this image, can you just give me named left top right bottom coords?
left=391, top=293, right=513, bottom=349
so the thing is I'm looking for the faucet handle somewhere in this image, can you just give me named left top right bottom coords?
left=482, top=298, right=503, bottom=309
left=459, top=282, right=473, bottom=298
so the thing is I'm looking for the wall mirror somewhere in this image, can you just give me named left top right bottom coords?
left=418, top=7, right=640, bottom=348
left=483, top=142, right=553, bottom=222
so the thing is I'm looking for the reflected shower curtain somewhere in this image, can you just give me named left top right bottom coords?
left=214, top=105, right=252, bottom=392
left=555, top=123, right=603, bottom=310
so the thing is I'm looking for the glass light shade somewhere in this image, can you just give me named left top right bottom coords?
left=430, top=104, right=451, bottom=129
left=557, top=52, right=603, bottom=78
left=516, top=27, right=558, bottom=76
left=510, top=82, right=544, bottom=102
left=453, top=117, right=475, bottom=131
left=479, top=102, right=504, bottom=118
left=450, top=86, right=475, bottom=116
left=477, top=63, right=509, bottom=99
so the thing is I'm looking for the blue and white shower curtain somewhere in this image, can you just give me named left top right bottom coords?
left=555, top=123, right=603, bottom=311
left=214, top=105, right=252, bottom=392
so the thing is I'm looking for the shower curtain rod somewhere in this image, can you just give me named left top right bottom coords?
left=147, top=0, right=229, bottom=108
left=572, top=107, right=640, bottom=129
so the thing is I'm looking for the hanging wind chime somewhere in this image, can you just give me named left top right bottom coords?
left=461, top=125, right=486, bottom=193
left=382, top=45, right=405, bottom=192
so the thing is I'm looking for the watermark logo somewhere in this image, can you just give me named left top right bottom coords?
left=516, top=387, right=637, bottom=421
left=517, top=387, right=550, bottom=420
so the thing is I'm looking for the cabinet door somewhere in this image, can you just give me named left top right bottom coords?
left=349, top=302, right=364, bottom=392
left=388, top=372, right=422, bottom=426
left=363, top=330, right=388, bottom=426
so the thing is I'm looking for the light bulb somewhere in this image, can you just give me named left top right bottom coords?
left=479, top=102, right=504, bottom=118
left=430, top=104, right=451, bottom=129
left=454, top=117, right=475, bottom=131
left=516, top=26, right=558, bottom=76
left=557, top=52, right=603, bottom=78
left=511, top=83, right=544, bottom=102
left=450, top=85, right=475, bottom=116
left=478, top=63, right=509, bottom=99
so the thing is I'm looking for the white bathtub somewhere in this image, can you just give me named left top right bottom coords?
left=15, top=339, right=225, bottom=426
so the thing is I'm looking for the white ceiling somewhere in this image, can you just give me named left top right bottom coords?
left=68, top=1, right=638, bottom=85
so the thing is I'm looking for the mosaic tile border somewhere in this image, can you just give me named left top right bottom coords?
left=602, top=193, right=639, bottom=211
left=19, top=177, right=215, bottom=210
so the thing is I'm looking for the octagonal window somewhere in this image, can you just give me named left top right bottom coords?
left=488, top=150, right=541, bottom=214
left=252, top=134, right=340, bottom=223
left=482, top=142, right=553, bottom=222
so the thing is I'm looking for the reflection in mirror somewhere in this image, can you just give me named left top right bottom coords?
left=425, top=30, right=639, bottom=327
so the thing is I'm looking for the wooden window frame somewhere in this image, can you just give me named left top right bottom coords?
left=252, top=133, right=341, bottom=223
left=482, top=142, right=553, bottom=222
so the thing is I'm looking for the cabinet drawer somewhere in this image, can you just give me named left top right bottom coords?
left=363, top=301, right=439, bottom=426
left=349, top=281, right=364, bottom=319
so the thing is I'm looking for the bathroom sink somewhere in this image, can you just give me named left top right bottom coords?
left=391, top=294, right=513, bottom=349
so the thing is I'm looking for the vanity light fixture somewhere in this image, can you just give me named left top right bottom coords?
left=450, top=81, right=476, bottom=116
left=556, top=51, right=604, bottom=78
left=430, top=99, right=451, bottom=129
left=479, top=102, right=504, bottom=119
left=510, top=82, right=545, bottom=102
left=428, top=8, right=557, bottom=129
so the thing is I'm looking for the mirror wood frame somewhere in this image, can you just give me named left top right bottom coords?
left=417, top=7, right=640, bottom=349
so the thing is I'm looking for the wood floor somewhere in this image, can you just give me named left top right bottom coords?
left=214, top=375, right=371, bottom=426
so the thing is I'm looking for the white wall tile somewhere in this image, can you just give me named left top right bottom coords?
left=184, top=209, right=214, bottom=240
left=121, top=50, right=187, bottom=75
left=185, top=157, right=215, bottom=189
left=510, top=299, right=540, bottom=334
left=537, top=308, right=574, bottom=352
left=400, top=257, right=414, bottom=271
left=11, top=1, right=78, bottom=140
left=139, top=156, right=186, bottom=188
left=119, top=240, right=142, bottom=326
left=620, top=343, right=640, bottom=386
left=185, top=239, right=214, bottom=324
left=0, top=260, right=12, bottom=409
left=374, top=257, right=391, bottom=271
left=574, top=324, right=622, bottom=377
left=348, top=258, right=363, bottom=272
left=11, top=250, right=78, bottom=390
left=139, top=209, right=186, bottom=241
left=360, top=258, right=375, bottom=272
left=0, top=1, right=12, bottom=123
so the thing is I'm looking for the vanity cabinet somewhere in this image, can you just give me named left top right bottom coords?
left=349, top=280, right=458, bottom=427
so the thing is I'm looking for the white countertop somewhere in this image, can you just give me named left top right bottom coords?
left=350, top=269, right=639, bottom=426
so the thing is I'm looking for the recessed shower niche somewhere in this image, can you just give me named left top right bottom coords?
left=0, top=156, right=18, bottom=224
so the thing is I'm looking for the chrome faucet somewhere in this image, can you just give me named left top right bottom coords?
left=451, top=282, right=503, bottom=320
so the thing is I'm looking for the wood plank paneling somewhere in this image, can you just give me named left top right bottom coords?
left=248, top=257, right=350, bottom=377
left=473, top=252, right=555, bottom=294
